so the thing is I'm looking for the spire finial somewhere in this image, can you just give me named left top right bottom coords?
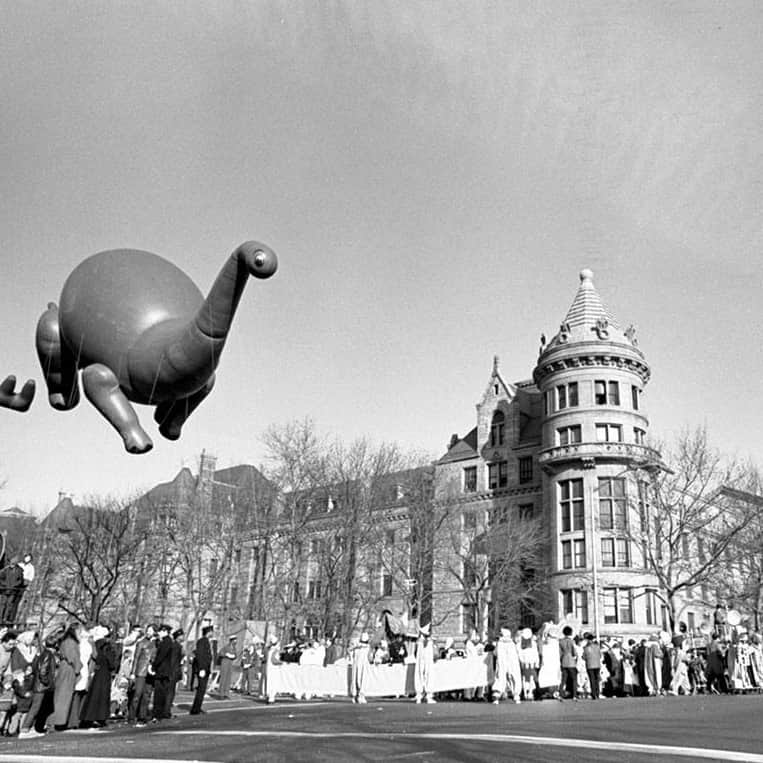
left=493, top=354, right=500, bottom=373
left=580, top=268, right=594, bottom=283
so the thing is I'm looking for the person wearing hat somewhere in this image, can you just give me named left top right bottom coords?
left=128, top=624, right=156, bottom=726
left=217, top=636, right=237, bottom=699
left=351, top=632, right=372, bottom=704
left=50, top=622, right=81, bottom=730
left=18, top=629, right=59, bottom=735
left=80, top=625, right=117, bottom=727
left=166, top=629, right=184, bottom=716
left=414, top=624, right=436, bottom=704
left=150, top=624, right=174, bottom=722
left=189, top=625, right=213, bottom=715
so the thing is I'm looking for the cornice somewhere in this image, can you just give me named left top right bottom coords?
left=533, top=349, right=651, bottom=386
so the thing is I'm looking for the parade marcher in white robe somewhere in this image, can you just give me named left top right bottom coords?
left=518, top=628, right=539, bottom=701
left=644, top=635, right=664, bottom=696
left=351, top=634, right=371, bottom=704
left=463, top=630, right=484, bottom=701
left=262, top=635, right=281, bottom=704
left=492, top=628, right=522, bottom=704
left=537, top=623, right=561, bottom=699
left=414, top=624, right=436, bottom=703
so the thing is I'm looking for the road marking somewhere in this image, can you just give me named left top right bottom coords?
left=0, top=757, right=218, bottom=763
left=159, top=730, right=763, bottom=761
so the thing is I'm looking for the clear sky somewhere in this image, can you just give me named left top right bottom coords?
left=1, top=1, right=761, bottom=514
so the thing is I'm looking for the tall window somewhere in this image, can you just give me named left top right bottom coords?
left=560, top=479, right=584, bottom=532
left=556, top=382, right=579, bottom=409
left=381, top=574, right=393, bottom=597
left=490, top=411, right=505, bottom=447
left=488, top=461, right=508, bottom=489
left=463, top=511, right=477, bottom=531
left=308, top=579, right=322, bottom=599
left=617, top=538, right=631, bottom=567
left=594, top=380, right=607, bottom=405
left=557, top=425, right=582, bottom=446
left=599, top=477, right=627, bottom=530
left=463, top=465, right=477, bottom=493
left=645, top=589, right=657, bottom=625
left=634, top=427, right=646, bottom=444
left=602, top=587, right=633, bottom=624
left=632, top=385, right=641, bottom=410
left=561, top=589, right=588, bottom=623
left=595, top=380, right=620, bottom=405
left=519, top=456, right=533, bottom=484
left=595, top=423, right=623, bottom=442
left=601, top=538, right=615, bottom=567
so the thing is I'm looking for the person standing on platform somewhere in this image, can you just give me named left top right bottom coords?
left=189, top=626, right=213, bottom=715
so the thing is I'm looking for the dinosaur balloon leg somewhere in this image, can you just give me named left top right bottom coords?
left=36, top=302, right=80, bottom=410
left=21, top=240, right=278, bottom=453
left=0, top=376, right=35, bottom=412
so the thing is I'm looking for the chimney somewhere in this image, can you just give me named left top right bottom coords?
left=448, top=433, right=459, bottom=449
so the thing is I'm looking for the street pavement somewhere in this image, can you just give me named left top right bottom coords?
left=1, top=689, right=762, bottom=762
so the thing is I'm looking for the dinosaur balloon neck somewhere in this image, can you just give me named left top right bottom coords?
left=192, top=241, right=277, bottom=341
left=166, top=241, right=277, bottom=382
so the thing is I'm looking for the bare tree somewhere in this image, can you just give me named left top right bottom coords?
left=47, top=495, right=146, bottom=624
left=630, top=427, right=757, bottom=628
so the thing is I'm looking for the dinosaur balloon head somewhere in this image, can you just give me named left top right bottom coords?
left=239, top=241, right=278, bottom=279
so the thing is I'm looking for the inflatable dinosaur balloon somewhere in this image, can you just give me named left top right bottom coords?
left=0, top=240, right=277, bottom=453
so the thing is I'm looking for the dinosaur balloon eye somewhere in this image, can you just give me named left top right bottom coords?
left=254, top=252, right=266, bottom=267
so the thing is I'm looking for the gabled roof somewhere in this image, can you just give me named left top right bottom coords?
left=0, top=506, right=34, bottom=519
left=438, top=427, right=478, bottom=464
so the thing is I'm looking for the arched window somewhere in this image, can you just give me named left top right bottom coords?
left=489, top=410, right=505, bottom=447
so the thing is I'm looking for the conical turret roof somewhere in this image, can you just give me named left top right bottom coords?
left=539, top=269, right=640, bottom=355
left=562, top=268, right=618, bottom=330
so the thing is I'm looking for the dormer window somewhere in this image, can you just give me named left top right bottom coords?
left=490, top=411, right=505, bottom=447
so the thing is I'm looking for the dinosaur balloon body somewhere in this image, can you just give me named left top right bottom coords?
left=0, top=241, right=277, bottom=453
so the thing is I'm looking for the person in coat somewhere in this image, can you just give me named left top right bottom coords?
left=262, top=633, right=281, bottom=704
left=217, top=636, right=237, bottom=699
left=79, top=626, right=117, bottom=727
left=128, top=624, right=155, bottom=726
left=150, top=624, right=173, bottom=721
left=166, top=628, right=184, bottom=717
left=558, top=625, right=578, bottom=700
left=68, top=624, right=93, bottom=728
left=189, top=626, right=213, bottom=715
left=20, top=630, right=60, bottom=734
left=52, top=623, right=82, bottom=730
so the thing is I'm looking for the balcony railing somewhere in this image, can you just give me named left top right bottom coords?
left=538, top=441, right=662, bottom=467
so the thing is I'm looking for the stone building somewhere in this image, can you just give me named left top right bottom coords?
left=435, top=268, right=666, bottom=640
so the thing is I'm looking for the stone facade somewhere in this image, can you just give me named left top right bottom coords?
left=434, top=269, right=668, bottom=640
